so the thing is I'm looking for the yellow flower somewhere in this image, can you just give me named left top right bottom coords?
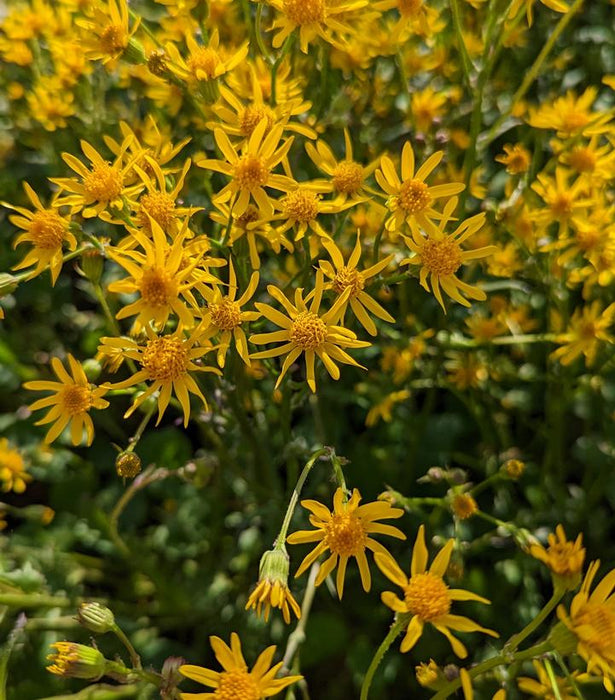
left=197, top=118, right=296, bottom=218
left=51, top=137, right=141, bottom=219
left=376, top=141, right=464, bottom=233
left=197, top=260, right=260, bottom=367
left=518, top=660, right=586, bottom=699
left=556, top=560, right=615, bottom=692
left=3, top=182, right=75, bottom=285
left=495, top=143, right=531, bottom=175
left=100, top=326, right=220, bottom=427
left=249, top=270, right=371, bottom=392
left=179, top=633, right=302, bottom=699
left=509, top=0, right=569, bottom=27
left=245, top=548, right=301, bottom=624
left=450, top=493, right=478, bottom=521
left=24, top=355, right=109, bottom=446
left=165, top=29, right=248, bottom=100
left=401, top=197, right=497, bottom=310
left=529, top=524, right=585, bottom=591
left=287, top=487, right=406, bottom=598
left=0, top=439, right=31, bottom=494
left=106, top=217, right=205, bottom=331
left=365, top=390, right=411, bottom=427
left=527, top=88, right=612, bottom=137
left=531, top=168, right=593, bottom=237
left=551, top=301, right=615, bottom=367
left=76, top=0, right=142, bottom=65
left=318, top=235, right=394, bottom=336
left=268, top=0, right=368, bottom=54
left=305, top=129, right=379, bottom=203
left=409, top=86, right=448, bottom=133
left=445, top=351, right=489, bottom=390
left=47, top=642, right=107, bottom=680
left=375, top=524, right=498, bottom=657
left=26, top=77, right=76, bottom=132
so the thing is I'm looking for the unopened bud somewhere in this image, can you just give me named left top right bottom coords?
left=0, top=273, right=18, bottom=297
left=116, top=451, right=142, bottom=478
left=124, top=37, right=146, bottom=65
left=80, top=248, right=104, bottom=284
left=77, top=602, right=115, bottom=634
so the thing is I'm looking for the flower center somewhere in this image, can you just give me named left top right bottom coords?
left=83, top=163, right=124, bottom=203
left=138, top=192, right=176, bottom=230
left=209, top=298, right=242, bottom=330
left=240, top=105, right=274, bottom=137
left=234, top=155, right=269, bottom=190
left=575, top=228, right=601, bottom=251
left=332, top=266, right=365, bottom=296
left=568, top=147, right=596, bottom=173
left=324, top=512, right=367, bottom=556
left=61, top=385, right=92, bottom=416
left=404, top=572, right=451, bottom=620
left=283, top=0, right=325, bottom=24
left=99, top=23, right=128, bottom=55
left=561, top=110, right=589, bottom=133
left=579, top=321, right=597, bottom=339
left=237, top=205, right=260, bottom=229
left=290, top=311, right=327, bottom=349
left=451, top=493, right=477, bottom=520
left=332, top=161, right=364, bottom=194
left=29, top=210, right=67, bottom=249
left=282, top=189, right=320, bottom=222
left=550, top=193, right=573, bottom=219
left=575, top=603, right=615, bottom=656
left=188, top=47, right=220, bottom=80
left=139, top=267, right=178, bottom=307
left=421, top=238, right=462, bottom=276
left=399, top=0, right=424, bottom=17
left=398, top=179, right=432, bottom=214
left=141, top=336, right=188, bottom=382
left=215, top=670, right=259, bottom=700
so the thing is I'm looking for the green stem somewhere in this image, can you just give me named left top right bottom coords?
left=38, top=685, right=142, bottom=700
left=395, top=51, right=412, bottom=104
left=544, top=658, right=564, bottom=700
left=449, top=0, right=473, bottom=89
left=112, top=623, right=142, bottom=670
left=271, top=34, right=294, bottom=107
left=505, top=588, right=565, bottom=653
left=360, top=613, right=411, bottom=700
left=254, top=2, right=272, bottom=63
left=282, top=562, right=320, bottom=670
left=329, top=450, right=348, bottom=495
left=124, top=401, right=156, bottom=454
left=0, top=593, right=71, bottom=608
left=482, top=0, right=585, bottom=146
left=431, top=640, right=554, bottom=699
left=275, top=448, right=329, bottom=546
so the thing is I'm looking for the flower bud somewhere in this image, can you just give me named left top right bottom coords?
left=47, top=642, right=107, bottom=679
left=77, top=602, right=116, bottom=634
left=502, top=459, right=525, bottom=479
left=0, top=273, right=18, bottom=297
left=116, top=451, right=142, bottom=478
left=80, top=248, right=104, bottom=284
left=124, top=37, right=146, bottom=65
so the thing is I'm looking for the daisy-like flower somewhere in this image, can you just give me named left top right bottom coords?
left=179, top=633, right=302, bottom=699
left=306, top=129, right=379, bottom=203
left=245, top=548, right=301, bottom=624
left=99, top=327, right=220, bottom=427
left=165, top=29, right=248, bottom=101
left=527, top=88, right=612, bottom=138
left=197, top=118, right=296, bottom=218
left=318, top=234, right=394, bottom=336
left=268, top=0, right=369, bottom=54
left=495, top=143, right=531, bottom=175
left=197, top=260, right=260, bottom=368
left=287, top=487, right=406, bottom=598
left=50, top=137, right=141, bottom=219
left=401, top=197, right=497, bottom=311
left=24, top=355, right=109, bottom=446
left=529, top=524, right=585, bottom=591
left=531, top=168, right=593, bottom=238
left=374, top=524, right=498, bottom=657
left=0, top=438, right=31, bottom=494
left=76, top=0, right=143, bottom=66
left=249, top=270, right=371, bottom=392
left=375, top=141, right=465, bottom=233
left=2, top=182, right=75, bottom=285
left=107, top=217, right=206, bottom=331
left=555, top=560, right=615, bottom=692
left=517, top=660, right=587, bottom=699
left=551, top=301, right=615, bottom=367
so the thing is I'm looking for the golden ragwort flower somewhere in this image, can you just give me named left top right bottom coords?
left=179, top=633, right=302, bottom=699
left=529, top=524, right=585, bottom=591
left=0, top=438, right=31, bottom=494
left=375, top=524, right=498, bottom=657
left=287, top=487, right=406, bottom=598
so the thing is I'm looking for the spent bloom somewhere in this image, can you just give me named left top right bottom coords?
left=179, top=633, right=302, bottom=698
left=287, top=487, right=406, bottom=598
left=245, top=548, right=301, bottom=624
left=24, top=355, right=109, bottom=446
left=375, top=524, right=498, bottom=657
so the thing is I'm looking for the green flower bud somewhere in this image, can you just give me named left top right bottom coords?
left=77, top=602, right=116, bottom=634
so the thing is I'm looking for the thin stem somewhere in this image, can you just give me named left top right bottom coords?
left=125, top=400, right=157, bottom=454
left=275, top=448, right=329, bottom=547
left=329, top=450, right=348, bottom=495
left=505, top=587, right=565, bottom=653
left=360, top=613, right=411, bottom=700
left=0, top=593, right=72, bottom=608
left=483, top=0, right=585, bottom=146
left=544, top=658, right=564, bottom=700
left=449, top=0, right=473, bottom=90
left=112, top=623, right=142, bottom=670
left=254, top=2, right=272, bottom=63
left=431, top=640, right=554, bottom=699
left=282, top=563, right=320, bottom=670
left=271, top=34, right=293, bottom=107
left=395, top=51, right=412, bottom=104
